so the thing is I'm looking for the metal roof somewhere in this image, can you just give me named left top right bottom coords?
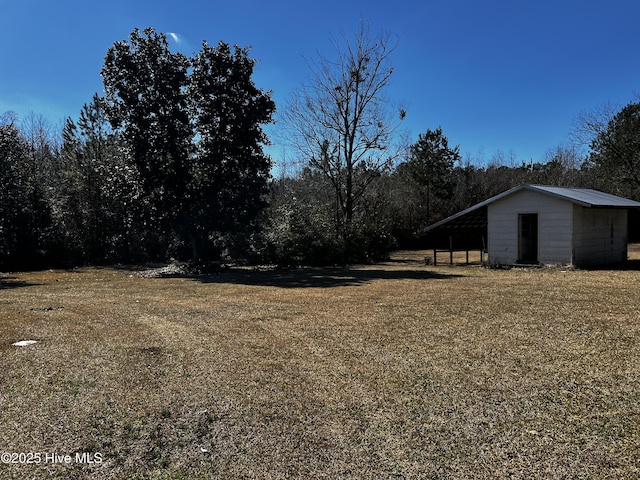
left=524, top=185, right=640, bottom=208
left=425, top=185, right=640, bottom=232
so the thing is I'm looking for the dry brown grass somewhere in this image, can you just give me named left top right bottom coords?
left=1, top=248, right=640, bottom=479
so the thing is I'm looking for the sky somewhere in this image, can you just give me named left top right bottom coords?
left=1, top=0, right=639, bottom=168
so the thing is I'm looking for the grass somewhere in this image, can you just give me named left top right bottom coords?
left=1, top=248, right=640, bottom=479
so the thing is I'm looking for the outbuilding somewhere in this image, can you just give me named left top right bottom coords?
left=425, top=185, right=640, bottom=267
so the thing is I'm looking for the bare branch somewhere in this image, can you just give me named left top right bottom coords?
left=281, top=21, right=405, bottom=230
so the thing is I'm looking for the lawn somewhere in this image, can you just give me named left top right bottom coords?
left=1, top=249, right=640, bottom=479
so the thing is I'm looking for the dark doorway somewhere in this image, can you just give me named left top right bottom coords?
left=518, top=213, right=538, bottom=263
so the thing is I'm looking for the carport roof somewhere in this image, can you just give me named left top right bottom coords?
left=425, top=184, right=640, bottom=232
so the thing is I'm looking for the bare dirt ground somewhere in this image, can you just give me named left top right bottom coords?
left=1, top=247, right=640, bottom=479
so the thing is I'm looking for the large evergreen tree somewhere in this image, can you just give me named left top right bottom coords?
left=187, top=41, right=275, bottom=260
left=101, top=28, right=193, bottom=236
left=101, top=28, right=275, bottom=261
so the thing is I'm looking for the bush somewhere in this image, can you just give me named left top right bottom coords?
left=259, top=199, right=342, bottom=266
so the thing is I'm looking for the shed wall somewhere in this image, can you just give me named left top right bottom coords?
left=487, top=189, right=573, bottom=265
left=572, top=206, right=628, bottom=266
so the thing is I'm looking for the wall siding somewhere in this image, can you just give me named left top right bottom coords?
left=572, top=206, right=627, bottom=266
left=487, top=190, right=573, bottom=265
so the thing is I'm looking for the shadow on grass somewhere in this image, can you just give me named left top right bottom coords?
left=189, top=266, right=463, bottom=289
left=583, top=259, right=640, bottom=271
left=622, top=259, right=640, bottom=270
left=0, top=277, right=40, bottom=290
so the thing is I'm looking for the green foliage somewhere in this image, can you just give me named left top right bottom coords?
left=262, top=197, right=342, bottom=266
left=101, top=27, right=193, bottom=232
left=587, top=101, right=640, bottom=198
left=406, top=127, right=461, bottom=224
left=102, top=28, right=275, bottom=262
left=259, top=175, right=340, bottom=266
left=261, top=171, right=395, bottom=266
left=0, top=122, right=30, bottom=267
left=0, top=119, right=56, bottom=270
left=57, top=96, right=145, bottom=263
left=2, top=27, right=276, bottom=268
left=186, top=40, right=275, bottom=259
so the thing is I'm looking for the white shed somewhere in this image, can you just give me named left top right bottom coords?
left=425, top=185, right=640, bottom=267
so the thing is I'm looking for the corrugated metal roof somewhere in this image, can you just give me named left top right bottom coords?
left=525, top=185, right=640, bottom=207
left=425, top=184, right=640, bottom=232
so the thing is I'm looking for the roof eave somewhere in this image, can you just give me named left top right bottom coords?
left=424, top=185, right=525, bottom=232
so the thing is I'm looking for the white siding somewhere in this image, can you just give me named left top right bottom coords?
left=572, top=206, right=627, bottom=266
left=487, top=189, right=573, bottom=265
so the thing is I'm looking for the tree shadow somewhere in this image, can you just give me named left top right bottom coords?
left=0, top=276, right=40, bottom=290
left=583, top=259, right=640, bottom=271
left=623, top=259, right=640, bottom=270
left=187, top=266, right=463, bottom=289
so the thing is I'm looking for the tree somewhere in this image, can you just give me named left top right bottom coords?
left=283, top=22, right=405, bottom=246
left=19, top=112, right=59, bottom=233
left=59, top=95, right=143, bottom=263
left=187, top=41, right=275, bottom=260
left=532, top=144, right=584, bottom=187
left=406, top=127, right=460, bottom=224
left=571, top=102, right=619, bottom=152
left=101, top=28, right=193, bottom=235
left=0, top=121, right=28, bottom=267
left=0, top=116, right=55, bottom=269
left=586, top=101, right=640, bottom=198
left=102, top=28, right=276, bottom=262
left=261, top=171, right=341, bottom=266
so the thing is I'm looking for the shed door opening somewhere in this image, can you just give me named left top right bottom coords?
left=518, top=213, right=538, bottom=263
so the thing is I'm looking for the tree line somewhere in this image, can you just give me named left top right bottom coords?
left=2, top=26, right=639, bottom=270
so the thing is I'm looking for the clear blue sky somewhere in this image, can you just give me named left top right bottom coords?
left=1, top=0, right=639, bottom=166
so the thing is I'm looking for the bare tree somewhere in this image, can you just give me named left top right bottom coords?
left=570, top=102, right=619, bottom=152
left=283, top=22, right=406, bottom=235
left=541, top=144, right=585, bottom=186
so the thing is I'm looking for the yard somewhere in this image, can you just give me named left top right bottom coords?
left=1, top=248, right=640, bottom=479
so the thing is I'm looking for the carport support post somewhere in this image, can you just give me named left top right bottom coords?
left=481, top=236, right=486, bottom=265
left=449, top=236, right=453, bottom=265
left=433, top=247, right=437, bottom=266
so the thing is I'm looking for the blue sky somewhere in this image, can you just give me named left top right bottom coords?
left=1, top=0, right=639, bottom=166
